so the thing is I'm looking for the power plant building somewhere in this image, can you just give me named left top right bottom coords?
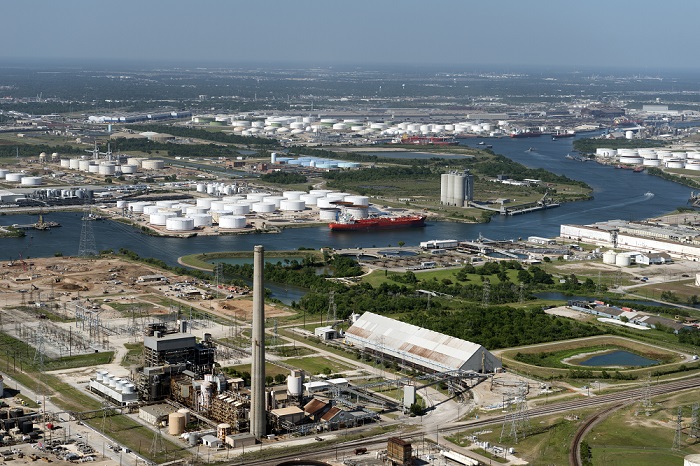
left=441, top=170, right=474, bottom=207
left=345, top=312, right=501, bottom=373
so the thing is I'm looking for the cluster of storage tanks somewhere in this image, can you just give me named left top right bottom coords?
left=596, top=147, right=700, bottom=170
left=56, top=157, right=165, bottom=176
left=270, top=153, right=361, bottom=169
left=95, top=370, right=136, bottom=394
left=194, top=113, right=511, bottom=138
left=0, top=169, right=43, bottom=186
left=602, top=250, right=634, bottom=267
left=119, top=189, right=370, bottom=231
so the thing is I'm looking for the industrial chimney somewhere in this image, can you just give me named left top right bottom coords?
left=250, top=245, right=266, bottom=438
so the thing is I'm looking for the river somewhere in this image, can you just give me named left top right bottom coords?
left=2, top=133, right=692, bottom=267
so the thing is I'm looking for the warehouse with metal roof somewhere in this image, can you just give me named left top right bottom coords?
left=344, top=312, right=501, bottom=374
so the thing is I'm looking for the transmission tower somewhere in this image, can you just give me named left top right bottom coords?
left=518, top=282, right=525, bottom=304
left=673, top=407, right=683, bottom=451
left=690, top=403, right=699, bottom=440
left=151, top=426, right=164, bottom=456
left=482, top=278, right=491, bottom=306
left=214, top=263, right=224, bottom=298
left=500, top=386, right=530, bottom=444
left=78, top=206, right=98, bottom=257
left=641, top=373, right=653, bottom=409
left=326, top=291, right=336, bottom=325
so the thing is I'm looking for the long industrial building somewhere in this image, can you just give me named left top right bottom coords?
left=560, top=220, right=700, bottom=260
left=344, top=312, right=501, bottom=373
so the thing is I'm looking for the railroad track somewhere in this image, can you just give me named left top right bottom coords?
left=237, top=376, right=700, bottom=466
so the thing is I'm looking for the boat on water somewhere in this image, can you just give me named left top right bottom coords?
left=478, top=141, right=485, bottom=145
left=526, top=147, right=536, bottom=152
left=552, top=130, right=576, bottom=140
left=633, top=166, right=645, bottom=173
left=329, top=214, right=426, bottom=231
left=391, top=136, right=459, bottom=146
left=511, top=130, right=542, bottom=138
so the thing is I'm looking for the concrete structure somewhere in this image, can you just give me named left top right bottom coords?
left=561, top=220, right=700, bottom=261
left=138, top=404, right=176, bottom=426
left=440, top=170, right=474, bottom=207
left=345, top=312, right=501, bottom=373
left=250, top=245, right=266, bottom=439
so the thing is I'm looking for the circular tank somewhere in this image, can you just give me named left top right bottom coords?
left=143, top=205, right=160, bottom=215
left=345, top=195, right=369, bottom=206
left=127, top=157, right=144, bottom=166
left=619, top=156, right=643, bottom=165
left=5, top=173, right=25, bottom=182
left=78, top=160, right=91, bottom=171
left=150, top=212, right=177, bottom=226
left=287, top=372, right=304, bottom=396
left=319, top=208, right=339, bottom=221
left=666, top=159, right=685, bottom=169
left=0, top=169, right=8, bottom=179
left=196, top=183, right=206, bottom=193
left=615, top=254, right=631, bottom=267
left=120, top=164, right=138, bottom=174
left=166, top=217, right=195, bottom=231
left=280, top=200, right=305, bottom=211
left=224, top=204, right=250, bottom=215
left=299, top=194, right=321, bottom=205
left=263, top=196, right=285, bottom=208
left=177, top=408, right=190, bottom=425
left=191, top=214, right=212, bottom=227
left=602, top=250, right=617, bottom=264
left=247, top=192, right=270, bottom=202
left=684, top=454, right=700, bottom=466
left=210, top=200, right=227, bottom=211
left=69, top=159, right=81, bottom=169
left=156, top=200, right=178, bottom=208
left=643, top=159, right=661, bottom=167
left=316, top=198, right=335, bottom=209
left=685, top=161, right=700, bottom=171
left=116, top=200, right=128, bottom=209
left=252, top=202, right=276, bottom=213
left=217, top=423, right=231, bottom=441
left=141, top=159, right=165, bottom=170
left=185, top=206, right=209, bottom=215
left=218, top=216, right=247, bottom=229
left=20, top=176, right=42, bottom=186
left=345, top=206, right=368, bottom=219
left=168, top=413, right=186, bottom=436
left=60, top=158, right=71, bottom=168
left=283, top=191, right=305, bottom=200
left=21, top=421, right=33, bottom=435
left=99, top=164, right=116, bottom=176
left=88, top=164, right=99, bottom=173
left=222, top=195, right=245, bottom=203
left=309, top=189, right=333, bottom=196
left=196, top=198, right=217, bottom=209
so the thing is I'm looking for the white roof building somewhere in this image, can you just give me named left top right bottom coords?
left=345, top=312, right=501, bottom=373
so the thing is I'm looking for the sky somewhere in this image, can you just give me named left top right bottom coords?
left=3, top=0, right=700, bottom=71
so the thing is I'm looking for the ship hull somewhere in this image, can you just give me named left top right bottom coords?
left=511, top=132, right=542, bottom=138
left=329, top=215, right=426, bottom=231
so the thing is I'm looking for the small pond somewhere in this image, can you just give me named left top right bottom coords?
left=578, top=350, right=658, bottom=367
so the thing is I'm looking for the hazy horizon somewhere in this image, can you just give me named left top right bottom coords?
left=3, top=0, right=700, bottom=72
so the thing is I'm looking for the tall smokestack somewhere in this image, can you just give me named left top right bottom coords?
left=250, top=245, right=266, bottom=438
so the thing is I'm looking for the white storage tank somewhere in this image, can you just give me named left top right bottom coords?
left=222, top=195, right=245, bottom=203
left=150, top=212, right=177, bottom=226
left=283, top=191, right=305, bottom=200
left=615, top=253, right=631, bottom=267
left=309, top=189, right=333, bottom=197
left=196, top=183, right=206, bottom=193
left=319, top=208, right=339, bottom=221
left=78, top=160, right=91, bottom=171
left=602, top=250, right=617, bottom=265
left=252, top=202, right=276, bottom=213
left=0, top=169, right=7, bottom=179
left=191, top=214, right=212, bottom=227
left=326, top=192, right=349, bottom=202
left=141, top=159, right=165, bottom=170
left=666, top=159, right=685, bottom=169
left=345, top=206, right=368, bottom=219
left=166, top=217, right=195, bottom=231
left=69, top=159, right=81, bottom=169
left=345, top=195, right=369, bottom=206
left=287, top=370, right=304, bottom=396
left=224, top=204, right=250, bottom=215
left=99, top=163, right=116, bottom=176
left=280, top=200, right=306, bottom=211
left=88, top=164, right=100, bottom=173
left=127, top=157, right=144, bottom=167
left=5, top=173, right=25, bottom=182
left=643, top=159, right=662, bottom=167
left=686, top=161, right=700, bottom=171
left=263, top=196, right=285, bottom=208
left=60, top=158, right=71, bottom=168
left=316, top=198, right=335, bottom=209
left=142, top=205, right=160, bottom=215
left=128, top=202, right=151, bottom=213
left=116, top=200, right=128, bottom=209
left=177, top=408, right=191, bottom=425
left=299, top=194, right=321, bottom=205
left=120, top=164, right=138, bottom=174
left=619, top=156, right=643, bottom=165
left=156, top=200, right=178, bottom=208
left=218, top=215, right=247, bottom=229
left=185, top=206, right=209, bottom=215
left=210, top=200, right=227, bottom=211
left=247, top=192, right=269, bottom=202
left=20, top=176, right=42, bottom=186
left=196, top=198, right=217, bottom=209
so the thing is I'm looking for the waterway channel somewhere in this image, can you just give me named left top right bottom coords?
left=2, top=133, right=693, bottom=267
